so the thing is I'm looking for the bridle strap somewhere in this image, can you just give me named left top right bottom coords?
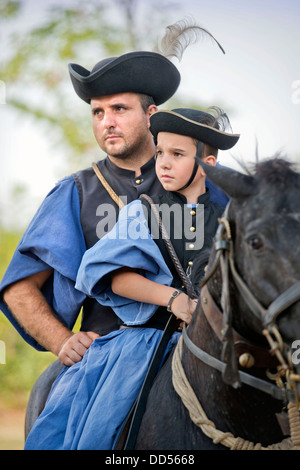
left=200, top=285, right=279, bottom=369
left=201, top=202, right=300, bottom=328
left=182, top=323, right=295, bottom=401
left=227, top=241, right=266, bottom=323
left=229, top=247, right=300, bottom=327
left=264, top=281, right=300, bottom=326
left=183, top=202, right=300, bottom=399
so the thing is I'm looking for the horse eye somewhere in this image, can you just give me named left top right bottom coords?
left=247, top=236, right=263, bottom=250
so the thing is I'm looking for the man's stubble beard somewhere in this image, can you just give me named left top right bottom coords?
left=105, top=128, right=152, bottom=163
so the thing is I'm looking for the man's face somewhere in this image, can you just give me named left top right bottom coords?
left=91, top=92, right=152, bottom=159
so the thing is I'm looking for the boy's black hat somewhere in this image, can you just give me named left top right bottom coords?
left=150, top=108, right=240, bottom=149
left=69, top=51, right=180, bottom=105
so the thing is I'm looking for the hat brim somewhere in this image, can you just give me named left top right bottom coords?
left=150, top=110, right=240, bottom=150
left=69, top=51, right=180, bottom=105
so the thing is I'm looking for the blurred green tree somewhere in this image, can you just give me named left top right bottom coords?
left=1, top=0, right=185, bottom=172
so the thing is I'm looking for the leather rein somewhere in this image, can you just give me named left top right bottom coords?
left=182, top=202, right=300, bottom=403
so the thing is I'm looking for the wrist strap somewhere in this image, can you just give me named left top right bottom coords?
left=167, top=289, right=182, bottom=312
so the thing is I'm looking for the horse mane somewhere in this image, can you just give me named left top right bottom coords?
left=236, top=155, right=299, bottom=190
left=255, top=157, right=299, bottom=189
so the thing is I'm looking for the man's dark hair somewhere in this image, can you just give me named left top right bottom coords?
left=138, top=93, right=156, bottom=112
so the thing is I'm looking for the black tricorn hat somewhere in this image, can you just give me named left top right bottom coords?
left=68, top=51, right=180, bottom=105
left=150, top=108, right=240, bottom=150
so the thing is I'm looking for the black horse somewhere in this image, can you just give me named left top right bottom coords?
left=26, top=157, right=300, bottom=450
left=135, top=157, right=300, bottom=450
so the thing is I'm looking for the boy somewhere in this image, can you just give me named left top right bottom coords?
left=77, top=107, right=239, bottom=328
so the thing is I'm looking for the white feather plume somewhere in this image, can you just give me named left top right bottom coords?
left=154, top=17, right=225, bottom=61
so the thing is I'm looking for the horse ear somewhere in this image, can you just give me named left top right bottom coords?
left=198, top=160, right=256, bottom=199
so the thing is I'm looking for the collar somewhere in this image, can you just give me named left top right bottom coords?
left=167, top=188, right=211, bottom=206
left=104, top=155, right=156, bottom=178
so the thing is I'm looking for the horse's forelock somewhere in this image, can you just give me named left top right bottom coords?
left=255, top=157, right=298, bottom=189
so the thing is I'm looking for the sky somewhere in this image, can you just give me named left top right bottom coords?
left=1, top=0, right=300, bottom=229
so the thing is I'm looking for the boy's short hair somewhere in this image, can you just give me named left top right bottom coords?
left=202, top=142, right=218, bottom=159
left=192, top=138, right=218, bottom=159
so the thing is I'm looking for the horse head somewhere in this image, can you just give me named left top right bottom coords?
left=198, top=158, right=300, bottom=396
left=135, top=157, right=300, bottom=450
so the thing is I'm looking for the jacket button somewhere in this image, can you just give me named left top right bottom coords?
left=135, top=179, right=141, bottom=185
left=188, top=243, right=195, bottom=249
left=188, top=261, right=193, bottom=266
left=190, top=226, right=196, bottom=232
left=190, top=210, right=196, bottom=216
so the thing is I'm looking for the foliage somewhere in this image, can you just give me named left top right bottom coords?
left=2, top=1, right=123, bottom=169
left=1, top=0, right=183, bottom=172
left=0, top=0, right=21, bottom=18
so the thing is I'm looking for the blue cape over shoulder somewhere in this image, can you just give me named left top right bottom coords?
left=0, top=177, right=86, bottom=350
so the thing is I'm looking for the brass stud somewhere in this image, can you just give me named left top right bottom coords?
left=190, top=210, right=196, bottom=216
left=239, top=353, right=255, bottom=368
left=135, top=179, right=141, bottom=185
left=190, top=226, right=196, bottom=232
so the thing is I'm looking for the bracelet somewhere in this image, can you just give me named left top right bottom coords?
left=167, top=289, right=182, bottom=313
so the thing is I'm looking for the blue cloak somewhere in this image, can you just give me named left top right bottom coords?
left=0, top=164, right=229, bottom=449
left=25, top=201, right=177, bottom=450
left=0, top=169, right=228, bottom=350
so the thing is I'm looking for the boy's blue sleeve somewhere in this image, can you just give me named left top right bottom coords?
left=76, top=200, right=173, bottom=326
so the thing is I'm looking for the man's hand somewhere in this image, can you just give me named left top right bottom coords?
left=3, top=272, right=100, bottom=366
left=58, top=331, right=100, bottom=366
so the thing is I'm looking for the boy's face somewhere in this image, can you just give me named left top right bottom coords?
left=155, top=132, right=199, bottom=192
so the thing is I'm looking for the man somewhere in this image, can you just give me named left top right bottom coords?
left=1, top=51, right=228, bottom=366
left=0, top=51, right=181, bottom=365
left=1, top=49, right=230, bottom=443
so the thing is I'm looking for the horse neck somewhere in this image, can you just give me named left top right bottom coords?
left=181, top=293, right=285, bottom=445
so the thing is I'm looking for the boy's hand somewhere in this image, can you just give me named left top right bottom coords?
left=171, top=293, right=198, bottom=325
